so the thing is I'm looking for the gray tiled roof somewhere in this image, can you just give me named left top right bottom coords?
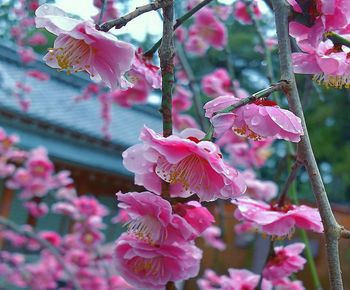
left=0, top=42, right=162, bottom=174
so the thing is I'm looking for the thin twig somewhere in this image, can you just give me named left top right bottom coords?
left=159, top=0, right=175, bottom=139
left=159, top=3, right=177, bottom=289
left=271, top=1, right=343, bottom=289
left=340, top=229, right=350, bottom=239
left=97, top=0, right=107, bottom=25
left=0, top=217, right=82, bottom=290
left=324, top=31, right=350, bottom=49
left=97, top=0, right=171, bottom=31
left=202, top=82, right=285, bottom=140
left=256, top=239, right=275, bottom=290
left=246, top=1, right=274, bottom=83
left=175, top=43, right=208, bottom=131
left=144, top=0, right=214, bottom=57
left=277, top=158, right=302, bottom=207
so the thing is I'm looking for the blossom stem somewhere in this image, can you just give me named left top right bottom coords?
left=256, top=239, right=275, bottom=290
left=144, top=0, right=214, bottom=57
left=175, top=43, right=208, bottom=131
left=340, top=229, right=350, bottom=239
left=272, top=1, right=344, bottom=289
left=98, top=0, right=172, bottom=31
left=324, top=31, right=350, bottom=50
left=202, top=82, right=285, bottom=141
left=97, top=0, right=107, bottom=25
left=277, top=159, right=302, bottom=207
left=246, top=2, right=274, bottom=83
left=159, top=0, right=175, bottom=139
left=0, top=217, right=82, bottom=290
left=166, top=281, right=176, bottom=290
left=288, top=155, right=323, bottom=290
left=220, top=82, right=285, bottom=114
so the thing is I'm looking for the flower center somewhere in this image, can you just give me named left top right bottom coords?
left=126, top=216, right=163, bottom=243
left=267, top=250, right=288, bottom=266
left=48, top=36, right=93, bottom=75
left=270, top=203, right=294, bottom=213
left=253, top=99, right=277, bottom=106
left=313, top=74, right=350, bottom=89
left=234, top=125, right=262, bottom=141
left=132, top=257, right=162, bottom=277
left=156, top=155, right=208, bottom=194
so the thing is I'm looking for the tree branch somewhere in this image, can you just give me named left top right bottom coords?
left=246, top=1, right=275, bottom=83
left=203, top=82, right=285, bottom=140
left=0, top=217, right=82, bottom=290
left=97, top=0, right=171, bottom=31
left=175, top=43, right=208, bottom=131
left=277, top=158, right=302, bottom=207
left=144, top=0, right=214, bottom=57
left=271, top=1, right=343, bottom=289
left=324, top=31, right=350, bottom=50
left=340, top=229, right=350, bottom=239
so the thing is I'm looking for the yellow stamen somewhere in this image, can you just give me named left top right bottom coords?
left=313, top=74, right=350, bottom=89
left=48, top=37, right=93, bottom=75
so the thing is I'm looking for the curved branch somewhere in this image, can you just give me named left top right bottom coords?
left=0, top=217, right=81, bottom=290
left=97, top=0, right=171, bottom=31
left=271, top=1, right=343, bottom=289
left=144, top=0, right=214, bottom=57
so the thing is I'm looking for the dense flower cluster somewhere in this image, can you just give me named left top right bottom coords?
left=289, top=0, right=350, bottom=88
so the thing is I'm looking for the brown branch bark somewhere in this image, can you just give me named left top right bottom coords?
left=0, top=217, right=82, bottom=290
left=271, top=1, right=343, bottom=289
left=97, top=0, right=171, bottom=31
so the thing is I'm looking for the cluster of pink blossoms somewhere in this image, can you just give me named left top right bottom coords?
left=7, top=147, right=72, bottom=218
left=8, top=0, right=51, bottom=111
left=233, top=197, right=323, bottom=238
left=114, top=191, right=214, bottom=289
left=289, top=0, right=350, bottom=88
left=204, top=94, right=304, bottom=142
left=198, top=266, right=305, bottom=290
left=123, top=126, right=246, bottom=202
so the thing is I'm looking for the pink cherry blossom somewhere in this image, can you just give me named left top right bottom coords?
left=128, top=48, right=161, bottom=89
left=197, top=269, right=224, bottom=290
left=273, top=278, right=305, bottom=290
left=201, top=225, right=226, bottom=251
left=173, top=113, right=199, bottom=131
left=27, top=32, right=47, bottom=46
left=117, top=191, right=214, bottom=243
left=292, top=38, right=350, bottom=88
left=198, top=268, right=272, bottom=290
left=201, top=68, right=233, bottom=98
left=175, top=27, right=187, bottom=42
left=39, top=231, right=62, bottom=247
left=204, top=95, right=304, bottom=142
left=26, top=70, right=50, bottom=81
left=112, top=209, right=130, bottom=224
left=234, top=0, right=262, bottom=25
left=185, top=34, right=209, bottom=56
left=72, top=196, right=109, bottom=219
left=135, top=126, right=246, bottom=201
left=173, top=86, right=192, bottom=112
left=114, top=233, right=202, bottom=290
left=233, top=197, right=324, bottom=237
left=190, top=8, right=228, bottom=50
left=110, top=72, right=150, bottom=107
left=27, top=149, right=54, bottom=179
left=24, top=201, right=48, bottom=218
left=35, top=4, right=134, bottom=90
left=263, top=243, right=306, bottom=280
left=18, top=47, right=36, bottom=64
left=242, top=170, right=277, bottom=201
left=225, top=138, right=274, bottom=168
left=172, top=201, right=215, bottom=237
